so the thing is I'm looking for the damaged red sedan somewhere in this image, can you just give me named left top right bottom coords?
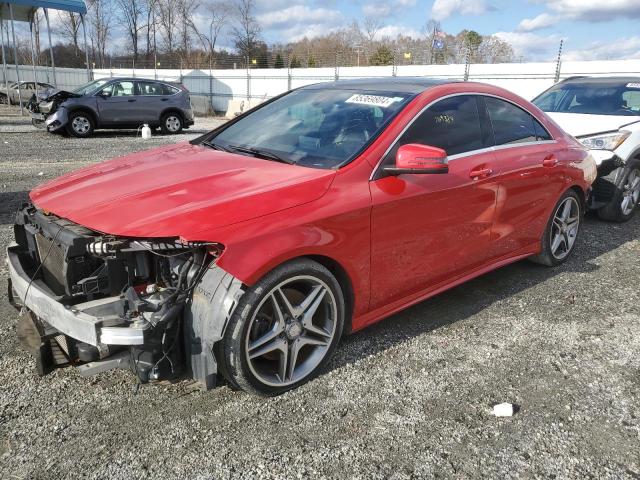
left=7, top=79, right=596, bottom=395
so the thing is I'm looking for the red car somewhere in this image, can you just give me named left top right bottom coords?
left=8, top=79, right=596, bottom=396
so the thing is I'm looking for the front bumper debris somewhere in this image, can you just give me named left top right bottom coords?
left=7, top=244, right=146, bottom=346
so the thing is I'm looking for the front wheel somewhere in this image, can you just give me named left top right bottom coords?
left=216, top=259, right=345, bottom=396
left=597, top=163, right=640, bottom=222
left=66, top=111, right=94, bottom=137
left=530, top=190, right=582, bottom=267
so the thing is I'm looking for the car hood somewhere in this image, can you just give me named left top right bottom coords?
left=30, top=142, right=336, bottom=239
left=545, top=112, right=640, bottom=137
left=37, top=88, right=81, bottom=102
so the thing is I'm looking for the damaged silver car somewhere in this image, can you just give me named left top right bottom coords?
left=29, top=78, right=194, bottom=137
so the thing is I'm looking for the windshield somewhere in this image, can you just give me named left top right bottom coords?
left=207, top=88, right=413, bottom=169
left=72, top=79, right=111, bottom=96
left=533, top=81, right=640, bottom=116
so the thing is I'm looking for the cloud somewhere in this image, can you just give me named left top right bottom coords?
left=542, top=0, right=640, bottom=22
left=376, top=25, right=424, bottom=39
left=563, top=36, right=640, bottom=60
left=256, top=5, right=345, bottom=42
left=493, top=31, right=563, bottom=61
left=362, top=0, right=417, bottom=18
left=258, top=6, right=343, bottom=29
left=431, top=0, right=491, bottom=21
left=517, top=13, right=558, bottom=32
left=363, top=3, right=392, bottom=17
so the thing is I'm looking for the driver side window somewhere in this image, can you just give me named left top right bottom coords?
left=100, top=81, right=135, bottom=97
left=383, top=95, right=485, bottom=167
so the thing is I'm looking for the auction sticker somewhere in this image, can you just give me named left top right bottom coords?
left=627, top=83, right=640, bottom=88
left=345, top=94, right=403, bottom=108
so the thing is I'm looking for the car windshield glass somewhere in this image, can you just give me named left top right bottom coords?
left=72, top=79, right=110, bottom=95
left=207, top=88, right=413, bottom=169
left=533, top=81, right=640, bottom=116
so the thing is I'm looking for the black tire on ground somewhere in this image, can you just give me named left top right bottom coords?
left=160, top=112, right=183, bottom=134
left=529, top=189, right=583, bottom=267
left=596, top=160, right=640, bottom=223
left=65, top=110, right=95, bottom=138
left=216, top=259, right=345, bottom=396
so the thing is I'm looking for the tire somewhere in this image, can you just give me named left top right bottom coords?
left=597, top=161, right=640, bottom=223
left=529, top=189, right=582, bottom=267
left=66, top=110, right=94, bottom=138
left=160, top=112, right=183, bottom=134
left=216, top=259, right=345, bottom=396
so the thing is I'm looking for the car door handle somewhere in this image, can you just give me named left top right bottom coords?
left=161, top=98, right=169, bottom=101
left=128, top=99, right=136, bottom=102
left=542, top=154, right=559, bottom=167
left=469, top=167, right=493, bottom=179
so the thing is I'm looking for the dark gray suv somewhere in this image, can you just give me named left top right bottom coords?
left=31, top=77, right=194, bottom=137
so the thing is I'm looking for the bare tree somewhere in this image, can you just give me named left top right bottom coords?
left=193, top=1, right=230, bottom=68
left=57, top=11, right=82, bottom=55
left=86, top=0, right=112, bottom=68
left=143, top=0, right=157, bottom=58
left=116, top=0, right=146, bottom=61
left=363, top=16, right=383, bottom=44
left=478, top=35, right=514, bottom=63
left=231, top=0, right=261, bottom=65
left=156, top=0, right=179, bottom=54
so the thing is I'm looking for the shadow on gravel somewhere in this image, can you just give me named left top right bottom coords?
left=87, top=129, right=210, bottom=138
left=0, top=191, right=28, bottom=225
left=327, top=214, right=639, bottom=373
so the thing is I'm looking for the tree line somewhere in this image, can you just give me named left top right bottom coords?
left=2, top=0, right=515, bottom=70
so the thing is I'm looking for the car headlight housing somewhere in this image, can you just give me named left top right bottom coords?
left=578, top=131, right=630, bottom=150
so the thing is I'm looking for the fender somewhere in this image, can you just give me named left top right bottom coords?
left=184, top=263, right=244, bottom=390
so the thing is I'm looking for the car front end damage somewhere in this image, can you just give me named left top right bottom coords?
left=28, top=90, right=81, bottom=132
left=7, top=204, right=243, bottom=389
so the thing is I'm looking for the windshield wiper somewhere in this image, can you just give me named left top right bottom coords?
left=227, top=144, right=294, bottom=164
left=202, top=140, right=231, bottom=152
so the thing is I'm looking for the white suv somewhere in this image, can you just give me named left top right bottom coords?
left=534, top=77, right=640, bottom=222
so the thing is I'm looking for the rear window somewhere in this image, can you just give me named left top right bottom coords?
left=534, top=81, right=640, bottom=116
left=162, top=84, right=180, bottom=95
left=485, top=97, right=551, bottom=145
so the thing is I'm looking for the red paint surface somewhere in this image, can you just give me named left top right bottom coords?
left=30, top=82, right=594, bottom=331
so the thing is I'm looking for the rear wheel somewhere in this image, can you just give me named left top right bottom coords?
left=160, top=112, right=183, bottom=134
left=216, top=259, right=345, bottom=396
left=530, top=190, right=582, bottom=267
left=66, top=111, right=94, bottom=138
left=597, top=162, right=640, bottom=222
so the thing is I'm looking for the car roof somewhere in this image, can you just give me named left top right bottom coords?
left=95, top=77, right=176, bottom=84
left=301, top=77, right=458, bottom=94
left=560, top=76, right=640, bottom=85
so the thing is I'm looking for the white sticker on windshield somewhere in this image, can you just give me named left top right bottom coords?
left=626, top=83, right=640, bottom=88
left=345, top=94, right=403, bottom=108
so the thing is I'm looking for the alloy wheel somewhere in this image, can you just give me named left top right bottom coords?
left=165, top=115, right=181, bottom=133
left=550, top=196, right=580, bottom=260
left=244, top=275, right=338, bottom=387
left=72, top=116, right=91, bottom=135
left=621, top=168, right=640, bottom=216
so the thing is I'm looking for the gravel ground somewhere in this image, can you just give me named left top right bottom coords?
left=0, top=106, right=639, bottom=479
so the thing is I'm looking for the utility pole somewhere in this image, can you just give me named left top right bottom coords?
left=554, top=39, right=564, bottom=83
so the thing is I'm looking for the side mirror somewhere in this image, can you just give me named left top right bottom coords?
left=98, top=90, right=112, bottom=98
left=384, top=144, right=449, bottom=175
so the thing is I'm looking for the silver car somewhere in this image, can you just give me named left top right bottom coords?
left=31, top=77, right=194, bottom=137
left=1, top=81, right=55, bottom=105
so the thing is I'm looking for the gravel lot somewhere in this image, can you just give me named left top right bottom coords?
left=1, top=106, right=639, bottom=479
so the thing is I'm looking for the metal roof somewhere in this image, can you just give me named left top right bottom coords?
left=1, top=1, right=86, bottom=22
